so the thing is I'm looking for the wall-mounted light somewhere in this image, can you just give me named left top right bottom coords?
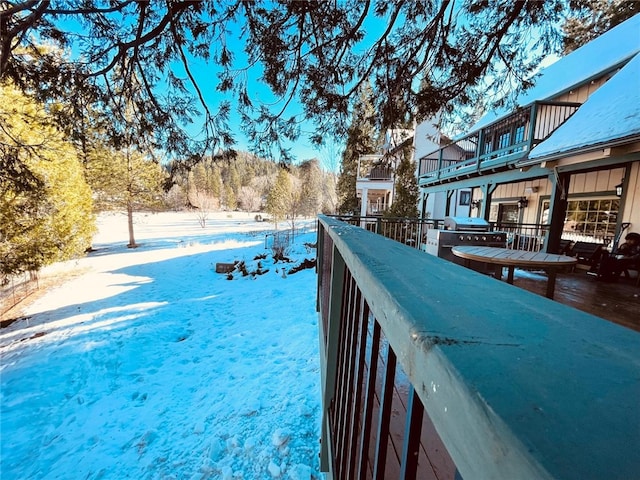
left=470, top=199, right=482, bottom=209
left=517, top=197, right=529, bottom=209
left=615, top=180, right=624, bottom=197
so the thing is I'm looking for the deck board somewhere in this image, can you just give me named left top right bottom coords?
left=508, top=268, right=640, bottom=332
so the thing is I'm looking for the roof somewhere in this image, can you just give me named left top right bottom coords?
left=471, top=14, right=640, bottom=132
left=529, top=52, right=640, bottom=160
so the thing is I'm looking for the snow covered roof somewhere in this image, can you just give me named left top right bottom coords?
left=471, top=14, right=640, bottom=132
left=528, top=52, right=640, bottom=160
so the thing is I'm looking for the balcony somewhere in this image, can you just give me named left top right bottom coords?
left=357, top=154, right=394, bottom=182
left=418, top=101, right=581, bottom=184
left=317, top=215, right=639, bottom=479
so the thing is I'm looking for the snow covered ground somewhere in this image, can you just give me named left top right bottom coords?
left=1, top=211, right=322, bottom=479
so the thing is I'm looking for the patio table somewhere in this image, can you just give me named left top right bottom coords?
left=451, top=246, right=578, bottom=299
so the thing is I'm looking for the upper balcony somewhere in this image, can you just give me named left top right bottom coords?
left=357, top=154, right=394, bottom=182
left=418, top=101, right=581, bottom=185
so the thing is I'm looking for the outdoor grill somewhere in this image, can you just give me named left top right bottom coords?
left=423, top=216, right=507, bottom=272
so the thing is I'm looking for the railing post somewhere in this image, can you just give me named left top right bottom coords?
left=528, top=102, right=538, bottom=146
left=357, top=321, right=381, bottom=478
left=476, top=129, right=485, bottom=170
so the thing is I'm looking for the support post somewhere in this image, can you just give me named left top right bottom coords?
left=545, top=171, right=571, bottom=253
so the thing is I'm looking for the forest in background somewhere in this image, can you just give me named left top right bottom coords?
left=1, top=82, right=337, bottom=281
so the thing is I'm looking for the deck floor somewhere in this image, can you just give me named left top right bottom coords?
left=506, top=268, right=640, bottom=332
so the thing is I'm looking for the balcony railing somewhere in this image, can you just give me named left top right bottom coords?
left=358, top=165, right=393, bottom=181
left=317, top=215, right=640, bottom=479
left=419, top=101, right=581, bottom=181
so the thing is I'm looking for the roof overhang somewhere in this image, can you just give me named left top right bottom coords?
left=516, top=135, right=640, bottom=167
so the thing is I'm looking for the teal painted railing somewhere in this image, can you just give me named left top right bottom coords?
left=316, top=215, right=639, bottom=479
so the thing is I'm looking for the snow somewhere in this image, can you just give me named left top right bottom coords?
left=529, top=52, right=640, bottom=159
left=0, top=212, right=322, bottom=479
left=472, top=13, right=640, bottom=132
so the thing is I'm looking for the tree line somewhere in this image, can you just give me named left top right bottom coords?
left=166, top=152, right=337, bottom=228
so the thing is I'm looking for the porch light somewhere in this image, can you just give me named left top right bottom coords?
left=517, top=197, right=529, bottom=209
left=615, top=180, right=624, bottom=197
left=470, top=199, right=481, bottom=209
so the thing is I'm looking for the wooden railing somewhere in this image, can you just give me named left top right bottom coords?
left=317, top=215, right=640, bottom=479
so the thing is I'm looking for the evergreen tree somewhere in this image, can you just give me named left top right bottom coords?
left=224, top=184, right=237, bottom=211
left=211, top=166, right=223, bottom=204
left=266, top=168, right=292, bottom=226
left=562, top=1, right=640, bottom=53
left=227, top=163, right=242, bottom=207
left=85, top=146, right=166, bottom=247
left=3, top=1, right=571, bottom=164
left=337, top=83, right=377, bottom=214
left=1, top=82, right=95, bottom=277
left=386, top=144, right=419, bottom=218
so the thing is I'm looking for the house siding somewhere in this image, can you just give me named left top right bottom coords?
left=552, top=72, right=611, bottom=104
left=486, top=167, right=627, bottom=225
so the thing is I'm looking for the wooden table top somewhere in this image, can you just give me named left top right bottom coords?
left=451, top=246, right=578, bottom=268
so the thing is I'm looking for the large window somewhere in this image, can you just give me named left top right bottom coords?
left=541, top=198, right=619, bottom=239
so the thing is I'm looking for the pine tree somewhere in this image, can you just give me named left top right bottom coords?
left=386, top=144, right=419, bottom=218
left=85, top=146, right=166, bottom=247
left=337, top=83, right=377, bottom=214
left=1, top=82, right=95, bottom=277
left=266, top=168, right=292, bottom=226
left=562, top=0, right=640, bottom=53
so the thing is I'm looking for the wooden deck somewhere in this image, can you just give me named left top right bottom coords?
left=507, top=268, right=640, bottom=332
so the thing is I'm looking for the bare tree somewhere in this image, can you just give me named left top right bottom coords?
left=188, top=188, right=218, bottom=228
left=238, top=186, right=262, bottom=213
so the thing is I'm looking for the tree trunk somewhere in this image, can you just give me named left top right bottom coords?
left=127, top=202, right=137, bottom=248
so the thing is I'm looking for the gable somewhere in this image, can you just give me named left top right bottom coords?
left=529, top=53, right=640, bottom=160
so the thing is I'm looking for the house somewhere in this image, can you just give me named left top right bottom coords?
left=415, top=125, right=473, bottom=219
left=355, top=128, right=413, bottom=217
left=416, top=14, right=640, bottom=252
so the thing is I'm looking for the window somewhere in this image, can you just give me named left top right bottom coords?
left=541, top=198, right=620, bottom=240
left=459, top=190, right=471, bottom=206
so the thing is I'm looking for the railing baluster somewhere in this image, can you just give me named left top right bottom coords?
left=334, top=274, right=356, bottom=475
left=339, top=287, right=363, bottom=478
left=347, top=300, right=371, bottom=478
left=400, top=386, right=424, bottom=479
left=357, top=320, right=381, bottom=479
left=373, top=343, right=397, bottom=480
